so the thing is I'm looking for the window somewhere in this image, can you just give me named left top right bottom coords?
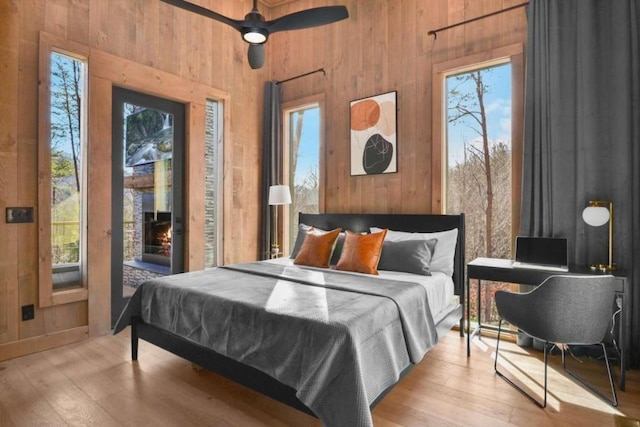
left=283, top=99, right=323, bottom=253
left=433, top=45, right=524, bottom=325
left=446, top=62, right=512, bottom=260
left=49, top=51, right=86, bottom=281
left=38, top=33, right=90, bottom=307
left=204, top=99, right=223, bottom=268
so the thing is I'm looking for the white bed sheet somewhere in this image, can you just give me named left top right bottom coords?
left=264, top=258, right=455, bottom=324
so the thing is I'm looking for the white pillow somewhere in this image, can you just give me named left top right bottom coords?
left=371, top=227, right=459, bottom=277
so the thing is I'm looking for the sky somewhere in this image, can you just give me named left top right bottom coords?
left=291, top=106, right=320, bottom=186
left=446, top=62, right=512, bottom=166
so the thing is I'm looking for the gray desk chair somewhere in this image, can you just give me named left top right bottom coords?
left=494, top=275, right=618, bottom=408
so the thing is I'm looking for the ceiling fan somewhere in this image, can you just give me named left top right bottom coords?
left=160, top=0, right=349, bottom=69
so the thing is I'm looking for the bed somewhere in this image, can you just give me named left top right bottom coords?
left=114, top=213, right=465, bottom=427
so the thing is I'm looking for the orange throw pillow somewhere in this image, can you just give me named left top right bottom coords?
left=336, top=229, right=388, bottom=275
left=293, top=227, right=342, bottom=268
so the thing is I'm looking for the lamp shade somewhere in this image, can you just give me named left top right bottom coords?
left=268, top=185, right=291, bottom=205
left=582, top=205, right=610, bottom=227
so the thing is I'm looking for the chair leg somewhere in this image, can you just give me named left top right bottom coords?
left=494, top=319, right=547, bottom=408
left=562, top=343, right=618, bottom=407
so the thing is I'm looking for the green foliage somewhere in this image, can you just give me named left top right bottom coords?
left=51, top=150, right=74, bottom=179
left=52, top=241, right=79, bottom=264
left=51, top=191, right=80, bottom=264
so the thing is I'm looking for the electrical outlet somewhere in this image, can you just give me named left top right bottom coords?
left=616, top=296, right=623, bottom=309
left=21, top=304, right=35, bottom=321
left=6, top=207, right=34, bottom=223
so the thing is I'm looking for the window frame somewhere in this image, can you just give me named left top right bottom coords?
left=432, top=44, right=524, bottom=247
left=38, top=32, right=90, bottom=307
left=281, top=94, right=325, bottom=255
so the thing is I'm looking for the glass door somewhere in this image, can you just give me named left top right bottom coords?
left=111, top=87, right=185, bottom=326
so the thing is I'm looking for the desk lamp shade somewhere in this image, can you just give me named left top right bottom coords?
left=582, top=200, right=615, bottom=271
left=582, top=205, right=609, bottom=226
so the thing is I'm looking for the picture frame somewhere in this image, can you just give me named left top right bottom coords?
left=349, top=90, right=397, bottom=176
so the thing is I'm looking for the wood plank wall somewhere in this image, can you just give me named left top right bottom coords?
left=268, top=0, right=528, bottom=214
left=0, top=0, right=528, bottom=360
left=0, top=0, right=264, bottom=360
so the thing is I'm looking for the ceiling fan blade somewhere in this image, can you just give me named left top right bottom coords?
left=159, top=0, right=242, bottom=32
left=267, top=6, right=348, bottom=33
left=247, top=44, right=265, bottom=69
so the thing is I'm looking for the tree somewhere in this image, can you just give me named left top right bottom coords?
left=51, top=54, right=82, bottom=192
left=294, top=166, right=319, bottom=214
left=448, top=70, right=495, bottom=257
left=292, top=114, right=319, bottom=216
left=447, top=67, right=513, bottom=325
left=288, top=107, right=322, bottom=246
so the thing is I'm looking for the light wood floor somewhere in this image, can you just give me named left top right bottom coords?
left=1, top=329, right=639, bottom=426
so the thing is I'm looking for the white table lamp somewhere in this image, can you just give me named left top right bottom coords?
left=268, top=185, right=292, bottom=257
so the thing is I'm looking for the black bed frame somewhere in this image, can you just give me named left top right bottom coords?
left=130, top=213, right=465, bottom=417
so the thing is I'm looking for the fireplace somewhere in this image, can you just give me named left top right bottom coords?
left=143, top=212, right=172, bottom=266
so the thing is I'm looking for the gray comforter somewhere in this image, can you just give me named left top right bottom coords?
left=114, top=261, right=438, bottom=427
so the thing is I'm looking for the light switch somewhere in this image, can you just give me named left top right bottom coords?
left=6, top=207, right=34, bottom=223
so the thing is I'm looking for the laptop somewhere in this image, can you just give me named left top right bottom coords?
left=512, top=236, right=569, bottom=272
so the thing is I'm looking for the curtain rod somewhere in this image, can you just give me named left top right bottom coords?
left=276, top=68, right=326, bottom=85
left=428, top=1, right=528, bottom=38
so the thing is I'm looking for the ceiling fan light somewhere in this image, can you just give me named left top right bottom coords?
left=242, top=29, right=267, bottom=44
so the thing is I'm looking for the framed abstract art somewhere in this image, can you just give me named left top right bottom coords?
left=349, top=90, right=397, bottom=176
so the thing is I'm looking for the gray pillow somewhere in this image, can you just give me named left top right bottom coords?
left=290, top=223, right=313, bottom=258
left=371, top=227, right=458, bottom=277
left=377, top=238, right=438, bottom=276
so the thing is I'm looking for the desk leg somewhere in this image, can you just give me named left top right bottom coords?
left=477, top=278, right=482, bottom=341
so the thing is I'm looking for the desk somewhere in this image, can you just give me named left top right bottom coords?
left=466, top=257, right=628, bottom=391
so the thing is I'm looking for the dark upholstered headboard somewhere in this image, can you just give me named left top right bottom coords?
left=299, top=213, right=466, bottom=298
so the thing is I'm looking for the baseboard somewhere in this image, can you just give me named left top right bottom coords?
left=0, top=326, right=89, bottom=361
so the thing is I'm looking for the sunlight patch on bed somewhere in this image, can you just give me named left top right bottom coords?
left=279, top=265, right=327, bottom=284
left=266, top=279, right=329, bottom=321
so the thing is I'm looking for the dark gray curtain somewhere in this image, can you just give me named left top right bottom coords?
left=521, top=0, right=640, bottom=368
left=260, top=81, right=282, bottom=260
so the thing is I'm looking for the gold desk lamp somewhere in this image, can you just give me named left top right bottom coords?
left=582, top=200, right=616, bottom=271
